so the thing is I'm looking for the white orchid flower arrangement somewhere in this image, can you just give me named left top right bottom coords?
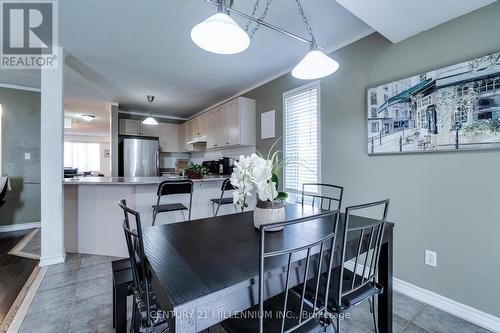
left=230, top=139, right=288, bottom=211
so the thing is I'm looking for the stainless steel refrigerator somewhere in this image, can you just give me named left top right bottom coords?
left=121, top=138, right=159, bottom=177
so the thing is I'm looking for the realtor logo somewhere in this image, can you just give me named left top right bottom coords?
left=1, top=0, right=58, bottom=68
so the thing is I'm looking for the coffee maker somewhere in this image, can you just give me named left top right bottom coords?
left=218, top=157, right=235, bottom=175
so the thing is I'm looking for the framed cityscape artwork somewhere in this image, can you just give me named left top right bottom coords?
left=367, top=52, right=500, bottom=154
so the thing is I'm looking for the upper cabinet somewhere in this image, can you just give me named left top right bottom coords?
left=141, top=123, right=160, bottom=137
left=159, top=123, right=180, bottom=152
left=204, top=97, right=256, bottom=149
left=119, top=96, right=256, bottom=152
left=119, top=119, right=159, bottom=137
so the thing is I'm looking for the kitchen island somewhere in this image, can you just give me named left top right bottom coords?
left=64, top=176, right=243, bottom=257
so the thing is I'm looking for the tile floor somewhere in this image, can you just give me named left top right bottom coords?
left=19, top=253, right=492, bottom=333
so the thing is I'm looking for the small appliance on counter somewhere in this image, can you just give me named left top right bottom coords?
left=218, top=157, right=235, bottom=175
left=202, top=160, right=219, bottom=175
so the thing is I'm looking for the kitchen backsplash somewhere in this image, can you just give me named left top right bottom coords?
left=190, top=146, right=256, bottom=164
left=160, top=152, right=190, bottom=169
left=160, top=146, right=255, bottom=170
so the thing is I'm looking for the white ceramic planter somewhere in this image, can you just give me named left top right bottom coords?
left=253, top=199, right=286, bottom=232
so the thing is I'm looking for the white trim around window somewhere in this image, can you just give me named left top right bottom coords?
left=282, top=81, right=321, bottom=199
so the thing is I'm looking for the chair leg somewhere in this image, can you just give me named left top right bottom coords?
left=152, top=208, right=157, bottom=226
left=336, top=314, right=341, bottom=333
left=371, top=295, right=379, bottom=333
left=212, top=202, right=216, bottom=217
left=130, top=297, right=136, bottom=333
left=215, top=203, right=221, bottom=217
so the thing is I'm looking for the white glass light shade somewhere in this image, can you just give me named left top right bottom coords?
left=292, top=50, right=339, bottom=80
left=142, top=117, right=159, bottom=126
left=191, top=13, right=250, bottom=55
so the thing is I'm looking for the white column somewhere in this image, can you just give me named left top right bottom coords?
left=40, top=47, right=66, bottom=266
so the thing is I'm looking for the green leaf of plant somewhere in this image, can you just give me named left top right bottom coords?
left=277, top=192, right=288, bottom=200
left=271, top=173, right=279, bottom=188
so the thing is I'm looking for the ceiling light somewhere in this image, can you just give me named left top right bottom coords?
left=143, top=95, right=159, bottom=126
left=191, top=12, right=250, bottom=55
left=80, top=114, right=95, bottom=122
left=292, top=49, right=339, bottom=80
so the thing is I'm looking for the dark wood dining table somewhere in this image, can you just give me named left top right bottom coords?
left=143, top=203, right=394, bottom=333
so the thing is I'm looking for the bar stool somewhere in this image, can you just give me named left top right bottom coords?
left=210, top=178, right=235, bottom=216
left=152, top=180, right=193, bottom=226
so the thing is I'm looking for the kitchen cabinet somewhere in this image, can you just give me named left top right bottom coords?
left=196, top=112, right=209, bottom=137
left=119, top=119, right=159, bottom=137
left=159, top=123, right=180, bottom=152
left=119, top=119, right=141, bottom=135
left=141, top=123, right=159, bottom=137
left=179, top=122, right=187, bottom=152
left=206, top=97, right=255, bottom=149
left=207, top=106, right=227, bottom=149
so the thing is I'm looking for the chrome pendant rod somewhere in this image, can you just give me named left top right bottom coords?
left=205, top=0, right=322, bottom=48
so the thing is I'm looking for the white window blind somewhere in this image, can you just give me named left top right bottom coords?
left=64, top=142, right=100, bottom=172
left=283, top=83, right=320, bottom=195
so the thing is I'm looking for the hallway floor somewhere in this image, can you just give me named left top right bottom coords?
left=0, top=230, right=39, bottom=330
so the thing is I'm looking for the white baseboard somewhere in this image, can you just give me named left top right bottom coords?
left=39, top=253, right=66, bottom=267
left=344, top=261, right=500, bottom=332
left=394, top=278, right=500, bottom=332
left=0, top=222, right=41, bottom=233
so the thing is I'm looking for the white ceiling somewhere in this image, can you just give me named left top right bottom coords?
left=2, top=0, right=493, bottom=119
left=0, top=0, right=372, bottom=118
left=335, top=0, right=496, bottom=43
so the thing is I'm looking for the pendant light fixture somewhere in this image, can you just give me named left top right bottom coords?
left=292, top=46, right=339, bottom=80
left=195, top=0, right=340, bottom=80
left=143, top=95, right=159, bottom=126
left=191, top=3, right=250, bottom=55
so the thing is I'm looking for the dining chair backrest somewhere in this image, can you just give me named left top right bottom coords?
left=335, top=199, right=389, bottom=309
left=157, top=179, right=194, bottom=196
left=0, top=178, right=8, bottom=207
left=220, top=178, right=235, bottom=192
left=301, top=183, right=344, bottom=211
left=119, top=199, right=152, bottom=328
left=258, top=209, right=341, bottom=333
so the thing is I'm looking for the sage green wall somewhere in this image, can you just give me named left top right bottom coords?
left=0, top=87, right=41, bottom=226
left=244, top=2, right=500, bottom=317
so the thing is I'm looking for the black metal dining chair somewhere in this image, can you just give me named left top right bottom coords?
left=301, top=199, right=389, bottom=333
left=152, top=179, right=193, bottom=226
left=119, top=199, right=167, bottom=333
left=301, top=183, right=344, bottom=211
left=221, top=209, right=341, bottom=333
left=0, top=177, right=10, bottom=208
left=210, top=178, right=236, bottom=216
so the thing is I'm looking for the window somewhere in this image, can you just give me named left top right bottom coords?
left=64, top=142, right=100, bottom=172
left=371, top=122, right=380, bottom=133
left=283, top=82, right=320, bottom=196
left=371, top=107, right=377, bottom=118
left=370, top=91, right=377, bottom=105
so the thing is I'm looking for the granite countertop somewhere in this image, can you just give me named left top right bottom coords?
left=63, top=176, right=229, bottom=185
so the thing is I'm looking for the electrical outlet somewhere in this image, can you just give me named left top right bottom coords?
left=425, top=250, right=437, bottom=267
left=24, top=153, right=31, bottom=160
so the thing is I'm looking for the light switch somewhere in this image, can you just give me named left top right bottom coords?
left=25, top=153, right=31, bottom=160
